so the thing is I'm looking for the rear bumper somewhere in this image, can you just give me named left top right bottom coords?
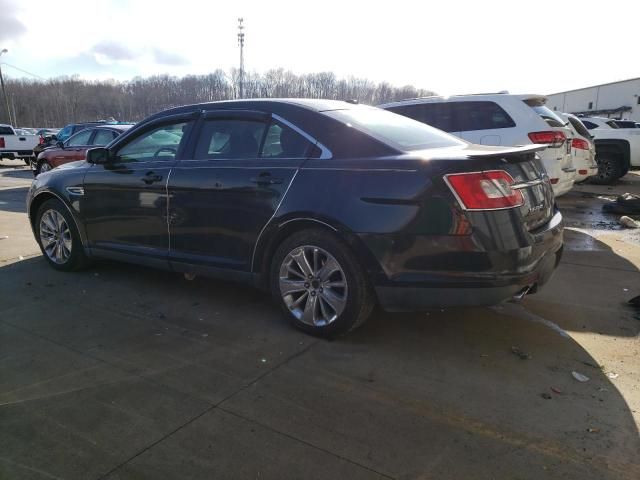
left=369, top=210, right=564, bottom=311
left=1, top=150, right=34, bottom=159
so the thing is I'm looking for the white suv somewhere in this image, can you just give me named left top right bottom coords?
left=558, top=113, right=598, bottom=183
left=379, top=94, right=576, bottom=196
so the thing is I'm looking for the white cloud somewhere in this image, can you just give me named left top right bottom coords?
left=2, top=0, right=639, bottom=95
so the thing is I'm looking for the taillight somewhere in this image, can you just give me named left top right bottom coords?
left=444, top=170, right=524, bottom=211
left=571, top=138, right=590, bottom=150
left=0, top=138, right=4, bottom=148
left=578, top=169, right=588, bottom=175
left=528, top=131, right=566, bottom=148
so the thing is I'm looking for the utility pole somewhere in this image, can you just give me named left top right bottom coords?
left=237, top=17, right=245, bottom=99
left=0, top=49, right=13, bottom=125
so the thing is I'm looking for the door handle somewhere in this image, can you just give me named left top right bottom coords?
left=142, top=171, right=163, bottom=184
left=250, top=173, right=283, bottom=186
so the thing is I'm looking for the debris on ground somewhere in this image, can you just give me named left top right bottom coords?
left=540, top=393, right=552, bottom=400
left=184, top=273, right=196, bottom=281
left=602, top=192, right=640, bottom=215
left=587, top=428, right=600, bottom=434
left=511, top=346, right=531, bottom=360
left=572, top=371, right=590, bottom=382
left=619, top=215, right=640, bottom=228
left=551, top=387, right=563, bottom=395
left=606, top=372, right=619, bottom=379
left=0, top=235, right=8, bottom=240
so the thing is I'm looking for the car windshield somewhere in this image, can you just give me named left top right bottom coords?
left=323, top=107, right=464, bottom=151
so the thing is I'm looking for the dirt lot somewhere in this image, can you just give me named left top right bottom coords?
left=1, top=159, right=639, bottom=480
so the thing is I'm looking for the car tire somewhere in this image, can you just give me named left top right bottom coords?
left=590, top=155, right=623, bottom=185
left=270, top=228, right=375, bottom=337
left=35, top=160, right=52, bottom=176
left=35, top=199, right=89, bottom=271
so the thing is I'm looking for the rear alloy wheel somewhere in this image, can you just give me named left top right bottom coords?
left=37, top=161, right=52, bottom=175
left=590, top=155, right=623, bottom=185
left=35, top=199, right=89, bottom=271
left=279, top=246, right=348, bottom=327
left=271, top=229, right=374, bottom=337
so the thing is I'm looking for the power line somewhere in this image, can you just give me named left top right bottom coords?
left=0, top=62, right=46, bottom=80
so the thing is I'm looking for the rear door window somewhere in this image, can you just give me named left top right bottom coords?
left=66, top=129, right=94, bottom=146
left=450, top=101, right=516, bottom=131
left=92, top=129, right=118, bottom=146
left=194, top=119, right=266, bottom=160
left=388, top=103, right=455, bottom=132
left=261, top=122, right=314, bottom=158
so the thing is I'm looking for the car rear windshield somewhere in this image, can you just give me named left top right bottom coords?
left=0, top=126, right=14, bottom=135
left=323, top=107, right=464, bottom=151
left=567, top=116, right=591, bottom=139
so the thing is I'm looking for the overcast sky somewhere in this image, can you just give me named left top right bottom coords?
left=1, top=0, right=638, bottom=96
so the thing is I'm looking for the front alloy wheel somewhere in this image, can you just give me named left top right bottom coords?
left=35, top=198, right=89, bottom=271
left=39, top=209, right=72, bottom=264
left=279, top=246, right=348, bottom=327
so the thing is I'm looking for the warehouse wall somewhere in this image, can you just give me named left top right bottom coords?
left=547, top=78, right=640, bottom=122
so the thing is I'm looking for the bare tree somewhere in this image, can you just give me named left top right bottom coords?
left=0, top=70, right=435, bottom=127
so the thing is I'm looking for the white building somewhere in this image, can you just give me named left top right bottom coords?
left=547, top=77, right=640, bottom=122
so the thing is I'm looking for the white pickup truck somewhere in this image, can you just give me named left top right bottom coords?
left=578, top=116, right=640, bottom=184
left=0, top=124, right=38, bottom=164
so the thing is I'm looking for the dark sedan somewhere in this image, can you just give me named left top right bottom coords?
left=26, top=100, right=563, bottom=336
left=34, top=124, right=133, bottom=175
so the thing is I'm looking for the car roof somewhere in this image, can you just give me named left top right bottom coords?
left=151, top=98, right=358, bottom=117
left=379, top=93, right=546, bottom=108
left=92, top=124, right=133, bottom=131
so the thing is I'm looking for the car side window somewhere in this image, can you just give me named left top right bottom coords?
left=115, top=122, right=188, bottom=162
left=389, top=104, right=456, bottom=132
left=92, top=129, right=117, bottom=146
left=194, top=119, right=266, bottom=160
left=261, top=121, right=314, bottom=158
left=451, top=101, right=516, bottom=131
left=66, top=129, right=94, bottom=147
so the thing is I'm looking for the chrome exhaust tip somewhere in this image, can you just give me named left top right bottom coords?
left=510, top=286, right=531, bottom=303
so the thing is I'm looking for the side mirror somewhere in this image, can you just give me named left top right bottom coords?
left=56, top=140, right=64, bottom=148
left=86, top=147, right=111, bottom=164
left=51, top=134, right=57, bottom=141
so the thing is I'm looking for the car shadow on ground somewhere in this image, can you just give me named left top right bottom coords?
left=0, top=186, right=29, bottom=214
left=1, top=235, right=639, bottom=478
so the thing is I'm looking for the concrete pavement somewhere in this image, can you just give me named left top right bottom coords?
left=1, top=159, right=639, bottom=479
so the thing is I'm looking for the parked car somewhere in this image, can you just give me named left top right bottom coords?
left=33, top=128, right=61, bottom=159
left=19, top=127, right=40, bottom=135
left=379, top=94, right=576, bottom=197
left=34, top=124, right=132, bottom=175
left=27, top=100, right=563, bottom=336
left=609, top=120, right=639, bottom=129
left=54, top=121, right=113, bottom=144
left=557, top=113, right=598, bottom=183
left=576, top=116, right=640, bottom=183
left=0, top=123, right=39, bottom=164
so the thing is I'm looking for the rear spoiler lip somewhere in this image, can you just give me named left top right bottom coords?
left=463, top=144, right=546, bottom=158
